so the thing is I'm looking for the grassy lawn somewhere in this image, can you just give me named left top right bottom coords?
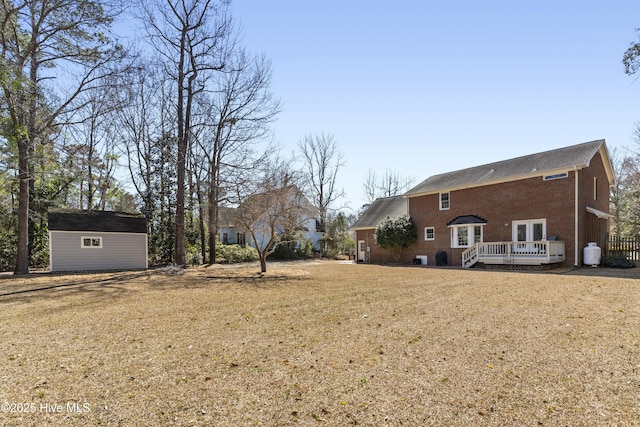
left=1, top=261, right=639, bottom=426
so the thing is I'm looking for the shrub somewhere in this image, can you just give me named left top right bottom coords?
left=272, top=238, right=315, bottom=259
left=599, top=254, right=636, bottom=268
left=218, top=244, right=259, bottom=263
left=374, top=214, right=418, bottom=262
left=298, top=238, right=315, bottom=259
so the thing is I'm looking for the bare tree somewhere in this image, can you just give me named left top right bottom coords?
left=195, top=49, right=280, bottom=264
left=362, top=169, right=379, bottom=206
left=610, top=128, right=640, bottom=236
left=362, top=168, right=415, bottom=205
left=140, top=0, right=232, bottom=265
left=0, top=0, right=128, bottom=274
left=234, top=159, right=310, bottom=273
left=65, top=83, right=124, bottom=210
left=117, top=66, right=161, bottom=217
left=298, top=133, right=345, bottom=232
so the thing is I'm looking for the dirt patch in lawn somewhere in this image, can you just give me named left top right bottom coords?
left=0, top=261, right=639, bottom=426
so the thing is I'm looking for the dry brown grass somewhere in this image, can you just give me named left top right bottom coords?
left=0, top=261, right=639, bottom=426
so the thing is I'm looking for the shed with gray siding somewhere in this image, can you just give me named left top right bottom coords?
left=48, top=209, right=148, bottom=272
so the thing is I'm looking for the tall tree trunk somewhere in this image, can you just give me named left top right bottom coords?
left=208, top=183, right=218, bottom=265
left=15, top=136, right=30, bottom=275
left=175, top=136, right=186, bottom=265
left=174, top=27, right=187, bottom=266
left=195, top=178, right=206, bottom=264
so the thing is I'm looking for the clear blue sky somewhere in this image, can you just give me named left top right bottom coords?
left=230, top=1, right=640, bottom=212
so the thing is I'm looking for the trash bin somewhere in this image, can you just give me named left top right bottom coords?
left=435, top=251, right=448, bottom=266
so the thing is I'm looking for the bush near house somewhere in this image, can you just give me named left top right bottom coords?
left=272, top=238, right=315, bottom=260
left=600, top=254, right=636, bottom=268
left=217, top=244, right=259, bottom=263
left=374, top=214, right=418, bottom=262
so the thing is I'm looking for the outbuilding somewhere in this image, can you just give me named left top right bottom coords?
left=48, top=209, right=148, bottom=272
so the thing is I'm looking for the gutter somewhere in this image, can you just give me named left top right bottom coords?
left=405, top=166, right=587, bottom=199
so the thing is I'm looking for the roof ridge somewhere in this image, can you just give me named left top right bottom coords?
left=426, top=139, right=604, bottom=180
left=406, top=139, right=606, bottom=197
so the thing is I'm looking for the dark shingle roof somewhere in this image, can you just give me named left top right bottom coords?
left=48, top=209, right=147, bottom=233
left=447, top=215, right=487, bottom=226
left=351, top=196, right=408, bottom=230
left=406, top=139, right=611, bottom=197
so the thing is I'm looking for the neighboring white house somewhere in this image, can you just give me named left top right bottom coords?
left=218, top=207, right=247, bottom=246
left=218, top=186, right=324, bottom=252
left=48, top=209, right=148, bottom=272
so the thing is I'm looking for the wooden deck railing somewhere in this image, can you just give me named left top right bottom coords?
left=463, top=241, right=565, bottom=268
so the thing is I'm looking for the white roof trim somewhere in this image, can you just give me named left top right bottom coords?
left=586, top=206, right=613, bottom=219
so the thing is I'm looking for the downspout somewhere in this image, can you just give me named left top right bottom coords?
left=574, top=166, right=579, bottom=267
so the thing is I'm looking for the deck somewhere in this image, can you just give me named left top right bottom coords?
left=462, top=241, right=565, bottom=268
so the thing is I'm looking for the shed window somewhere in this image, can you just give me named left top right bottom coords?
left=81, top=236, right=102, bottom=248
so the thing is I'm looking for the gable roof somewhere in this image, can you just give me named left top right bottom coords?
left=405, top=139, right=614, bottom=198
left=220, top=186, right=318, bottom=230
left=351, top=196, right=408, bottom=230
left=239, top=185, right=316, bottom=217
left=218, top=207, right=239, bottom=228
left=48, top=209, right=147, bottom=233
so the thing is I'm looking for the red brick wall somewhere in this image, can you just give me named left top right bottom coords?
left=355, top=229, right=397, bottom=263
left=406, top=172, right=576, bottom=266
left=578, top=151, right=611, bottom=262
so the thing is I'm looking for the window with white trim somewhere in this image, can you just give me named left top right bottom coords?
left=424, top=227, right=435, bottom=241
left=439, top=192, right=450, bottom=210
left=450, top=225, right=483, bottom=248
left=81, top=236, right=102, bottom=248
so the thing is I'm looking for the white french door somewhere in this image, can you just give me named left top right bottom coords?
left=513, top=219, right=546, bottom=251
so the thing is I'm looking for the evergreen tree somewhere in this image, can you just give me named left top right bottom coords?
left=374, top=214, right=418, bottom=262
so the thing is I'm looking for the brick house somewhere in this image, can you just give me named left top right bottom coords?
left=354, top=140, right=614, bottom=268
left=351, top=195, right=409, bottom=263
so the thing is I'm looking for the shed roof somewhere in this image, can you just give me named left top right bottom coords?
left=48, top=209, right=147, bottom=233
left=351, top=196, right=408, bottom=230
left=406, top=139, right=613, bottom=197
